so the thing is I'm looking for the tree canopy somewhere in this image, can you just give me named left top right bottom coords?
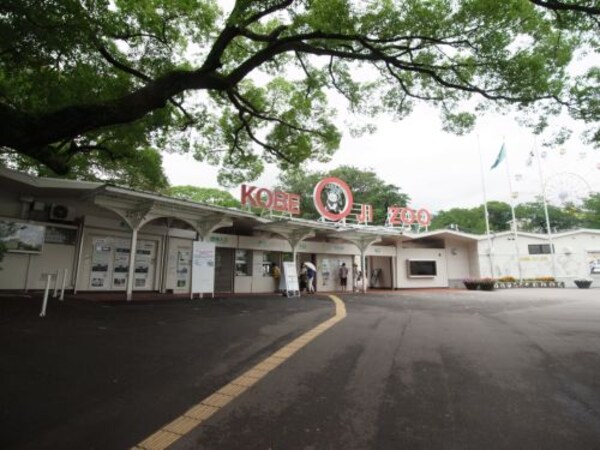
left=1, top=0, right=599, bottom=188
left=275, top=166, right=409, bottom=223
left=430, top=196, right=599, bottom=233
left=167, top=185, right=240, bottom=207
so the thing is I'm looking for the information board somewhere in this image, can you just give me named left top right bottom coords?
left=191, top=241, right=216, bottom=298
left=282, top=261, right=300, bottom=297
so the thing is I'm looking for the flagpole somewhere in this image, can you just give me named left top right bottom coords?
left=477, top=135, right=495, bottom=277
left=502, top=139, right=523, bottom=281
left=533, top=139, right=557, bottom=279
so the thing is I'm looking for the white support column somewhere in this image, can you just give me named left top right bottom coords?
left=361, top=249, right=367, bottom=293
left=286, top=231, right=315, bottom=269
left=126, top=227, right=139, bottom=301
left=342, top=236, right=381, bottom=294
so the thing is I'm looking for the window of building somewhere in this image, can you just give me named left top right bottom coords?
left=235, top=249, right=252, bottom=276
left=262, top=252, right=281, bottom=277
left=528, top=244, right=554, bottom=255
left=407, top=260, right=437, bottom=277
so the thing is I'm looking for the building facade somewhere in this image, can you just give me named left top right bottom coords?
left=0, top=168, right=598, bottom=298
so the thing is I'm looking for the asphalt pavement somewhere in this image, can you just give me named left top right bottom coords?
left=2, top=288, right=600, bottom=450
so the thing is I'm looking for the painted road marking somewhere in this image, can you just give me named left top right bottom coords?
left=132, top=295, right=346, bottom=450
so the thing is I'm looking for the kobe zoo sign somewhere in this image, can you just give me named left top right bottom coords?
left=240, top=177, right=431, bottom=228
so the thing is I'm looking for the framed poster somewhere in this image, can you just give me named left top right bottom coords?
left=134, top=240, right=155, bottom=289
left=191, top=241, right=216, bottom=298
left=44, top=226, right=77, bottom=245
left=0, top=220, right=45, bottom=253
left=90, top=238, right=111, bottom=289
left=176, top=248, right=191, bottom=288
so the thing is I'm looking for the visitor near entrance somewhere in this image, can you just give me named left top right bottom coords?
left=339, top=263, right=349, bottom=292
left=353, top=263, right=362, bottom=292
left=271, top=263, right=281, bottom=293
left=299, top=264, right=308, bottom=292
left=306, top=265, right=316, bottom=293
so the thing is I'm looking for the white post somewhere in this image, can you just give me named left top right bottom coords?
left=40, top=274, right=52, bottom=317
left=52, top=270, right=60, bottom=298
left=126, top=227, right=139, bottom=301
left=60, top=268, right=68, bottom=301
left=503, top=141, right=523, bottom=280
left=534, top=143, right=558, bottom=279
left=477, top=135, right=495, bottom=277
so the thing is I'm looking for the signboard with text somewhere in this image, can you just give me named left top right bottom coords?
left=191, top=241, right=216, bottom=298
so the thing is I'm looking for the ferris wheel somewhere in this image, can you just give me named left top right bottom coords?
left=543, top=172, right=592, bottom=206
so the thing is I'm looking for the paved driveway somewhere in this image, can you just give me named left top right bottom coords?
left=2, top=288, right=600, bottom=449
left=172, top=288, right=600, bottom=450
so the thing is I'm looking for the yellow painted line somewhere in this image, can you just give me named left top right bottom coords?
left=133, top=295, right=346, bottom=450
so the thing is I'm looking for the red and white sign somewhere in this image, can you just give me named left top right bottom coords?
left=313, top=177, right=354, bottom=222
left=241, top=185, right=301, bottom=215
left=387, top=206, right=431, bottom=227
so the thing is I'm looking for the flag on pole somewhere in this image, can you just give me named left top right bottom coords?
left=490, top=144, right=506, bottom=170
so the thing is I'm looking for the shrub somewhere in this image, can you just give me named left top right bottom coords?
left=463, top=278, right=496, bottom=291
left=536, top=276, right=555, bottom=282
left=478, top=278, right=496, bottom=291
left=498, top=276, right=516, bottom=283
left=574, top=279, right=592, bottom=289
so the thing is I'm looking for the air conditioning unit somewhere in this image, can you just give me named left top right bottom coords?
left=49, top=204, right=75, bottom=222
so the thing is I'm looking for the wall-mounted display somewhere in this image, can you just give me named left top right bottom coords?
left=0, top=220, right=45, bottom=253
left=407, top=260, right=437, bottom=277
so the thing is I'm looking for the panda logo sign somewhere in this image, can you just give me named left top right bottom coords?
left=313, top=177, right=354, bottom=222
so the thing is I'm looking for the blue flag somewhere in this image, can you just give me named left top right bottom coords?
left=490, top=144, right=506, bottom=170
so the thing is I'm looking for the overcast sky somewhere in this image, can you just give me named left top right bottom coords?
left=162, top=2, right=600, bottom=214
left=163, top=103, right=600, bottom=213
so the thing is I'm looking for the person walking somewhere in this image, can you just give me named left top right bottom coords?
left=339, top=262, right=349, bottom=292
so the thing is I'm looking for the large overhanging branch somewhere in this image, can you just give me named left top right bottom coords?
left=529, top=0, right=600, bottom=15
left=0, top=15, right=573, bottom=173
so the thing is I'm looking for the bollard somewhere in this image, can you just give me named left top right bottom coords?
left=60, top=268, right=68, bottom=301
left=52, top=270, right=59, bottom=298
left=40, top=274, right=52, bottom=317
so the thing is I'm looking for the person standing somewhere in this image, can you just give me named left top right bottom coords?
left=339, top=262, right=349, bottom=292
left=299, top=264, right=308, bottom=292
left=306, top=265, right=315, bottom=293
left=271, top=263, right=281, bottom=293
left=352, top=263, right=361, bottom=292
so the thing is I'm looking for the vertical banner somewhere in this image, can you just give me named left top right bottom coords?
left=191, top=241, right=216, bottom=298
left=282, top=261, right=300, bottom=297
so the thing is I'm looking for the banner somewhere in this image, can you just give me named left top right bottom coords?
left=191, top=241, right=216, bottom=298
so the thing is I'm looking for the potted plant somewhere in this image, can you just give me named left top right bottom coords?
left=479, top=278, right=496, bottom=291
left=463, top=279, right=478, bottom=290
left=574, top=279, right=592, bottom=289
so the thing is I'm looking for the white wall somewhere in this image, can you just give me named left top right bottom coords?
left=396, top=247, right=449, bottom=288
left=476, top=231, right=600, bottom=286
left=444, top=239, right=473, bottom=288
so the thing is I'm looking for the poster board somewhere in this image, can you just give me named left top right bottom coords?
left=191, top=241, right=216, bottom=298
left=282, top=261, right=300, bottom=297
